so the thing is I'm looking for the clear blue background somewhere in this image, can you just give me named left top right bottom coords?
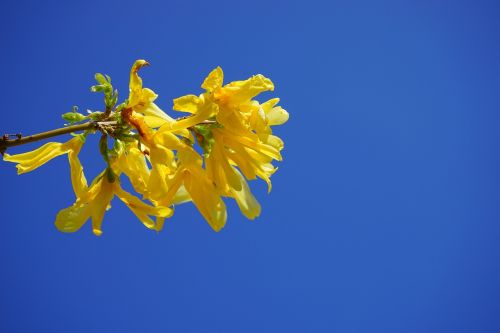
left=1, top=0, right=499, bottom=332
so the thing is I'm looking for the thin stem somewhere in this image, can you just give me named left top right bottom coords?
left=0, top=122, right=102, bottom=154
left=0, top=118, right=215, bottom=155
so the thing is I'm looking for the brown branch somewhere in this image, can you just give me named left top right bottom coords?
left=0, top=122, right=105, bottom=154
left=0, top=117, right=215, bottom=155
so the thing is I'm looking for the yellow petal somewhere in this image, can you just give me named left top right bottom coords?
left=153, top=131, right=185, bottom=150
left=156, top=121, right=192, bottom=140
left=253, top=162, right=277, bottom=193
left=207, top=137, right=242, bottom=191
left=215, top=108, right=249, bottom=132
left=226, top=134, right=282, bottom=161
left=266, top=106, right=289, bottom=126
left=148, top=170, right=184, bottom=232
left=68, top=148, right=88, bottom=201
left=231, top=170, right=261, bottom=220
left=172, top=184, right=191, bottom=205
left=146, top=144, right=176, bottom=203
left=130, top=88, right=159, bottom=113
left=143, top=103, right=175, bottom=128
left=128, top=61, right=156, bottom=109
left=116, top=147, right=150, bottom=196
left=261, top=98, right=280, bottom=111
left=225, top=143, right=275, bottom=192
left=147, top=167, right=169, bottom=204
left=172, top=94, right=201, bottom=113
left=176, top=144, right=203, bottom=166
left=217, top=74, right=274, bottom=104
left=160, top=169, right=186, bottom=207
left=77, top=170, right=106, bottom=203
left=249, top=104, right=269, bottom=134
left=258, top=134, right=284, bottom=151
left=152, top=170, right=187, bottom=232
left=89, top=179, right=115, bottom=236
left=54, top=204, right=91, bottom=233
left=139, top=87, right=158, bottom=103
left=4, top=137, right=81, bottom=174
left=114, top=185, right=173, bottom=230
left=227, top=149, right=257, bottom=181
left=129, top=59, right=149, bottom=92
left=168, top=102, right=218, bottom=132
left=184, top=170, right=227, bottom=232
left=201, top=67, right=224, bottom=92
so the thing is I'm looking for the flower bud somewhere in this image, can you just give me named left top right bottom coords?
left=62, top=112, right=87, bottom=123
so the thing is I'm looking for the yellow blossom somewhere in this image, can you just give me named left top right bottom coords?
left=56, top=156, right=173, bottom=236
left=202, top=127, right=277, bottom=198
left=122, top=106, right=226, bottom=231
left=157, top=139, right=227, bottom=232
left=115, top=145, right=150, bottom=197
left=3, top=61, right=287, bottom=235
left=205, top=132, right=262, bottom=219
left=121, top=107, right=179, bottom=204
left=115, top=143, right=190, bottom=205
left=127, top=59, right=175, bottom=128
left=167, top=66, right=287, bottom=221
left=167, top=67, right=275, bottom=132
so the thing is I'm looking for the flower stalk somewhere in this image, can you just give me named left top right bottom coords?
left=0, top=122, right=106, bottom=154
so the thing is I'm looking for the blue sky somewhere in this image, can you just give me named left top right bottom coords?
left=1, top=0, right=500, bottom=332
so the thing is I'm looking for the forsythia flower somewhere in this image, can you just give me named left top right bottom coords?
left=170, top=66, right=288, bottom=215
left=56, top=165, right=173, bottom=236
left=2, top=59, right=288, bottom=235
left=127, top=59, right=174, bottom=128
left=120, top=107, right=178, bottom=205
left=153, top=131, right=227, bottom=231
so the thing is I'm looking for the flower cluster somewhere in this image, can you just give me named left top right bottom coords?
left=3, top=60, right=288, bottom=235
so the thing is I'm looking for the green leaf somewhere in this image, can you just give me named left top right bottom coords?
left=95, top=73, right=108, bottom=85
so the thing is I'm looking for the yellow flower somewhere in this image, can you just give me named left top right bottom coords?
left=260, top=98, right=289, bottom=128
left=56, top=134, right=173, bottom=236
left=169, top=67, right=287, bottom=219
left=3, top=137, right=84, bottom=174
left=248, top=98, right=289, bottom=139
left=207, top=128, right=279, bottom=192
left=121, top=107, right=225, bottom=231
left=205, top=132, right=262, bottom=219
left=164, top=67, right=223, bottom=132
left=2, top=135, right=170, bottom=236
left=3, top=62, right=288, bottom=235
left=157, top=141, right=227, bottom=232
left=213, top=71, right=275, bottom=131
left=115, top=145, right=150, bottom=197
left=127, top=59, right=175, bottom=128
left=172, top=66, right=275, bottom=131
left=56, top=163, right=173, bottom=236
left=115, top=142, right=189, bottom=201
left=229, top=168, right=261, bottom=220
left=121, top=107, right=178, bottom=204
left=68, top=138, right=88, bottom=200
